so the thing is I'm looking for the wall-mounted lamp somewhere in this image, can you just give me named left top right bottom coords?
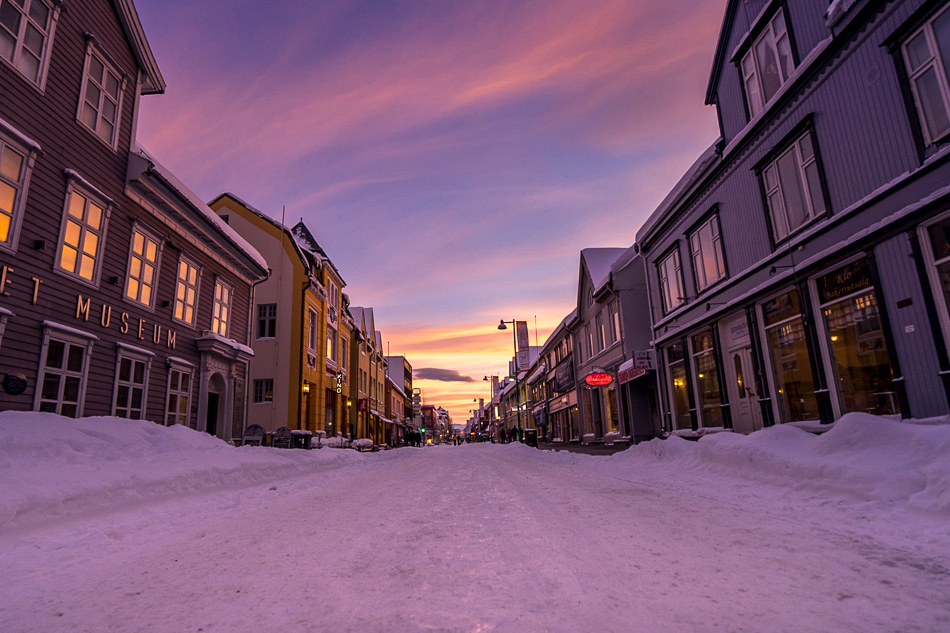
left=769, top=265, right=793, bottom=276
left=302, top=380, right=310, bottom=394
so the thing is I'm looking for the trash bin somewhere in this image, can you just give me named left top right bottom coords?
left=290, top=430, right=312, bottom=449
left=524, top=428, right=538, bottom=447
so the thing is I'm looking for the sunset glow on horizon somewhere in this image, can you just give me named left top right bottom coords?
left=134, top=0, right=724, bottom=422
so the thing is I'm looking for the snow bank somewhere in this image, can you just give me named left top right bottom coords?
left=0, top=412, right=365, bottom=533
left=613, top=413, right=950, bottom=515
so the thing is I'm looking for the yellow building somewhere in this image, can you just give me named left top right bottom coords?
left=208, top=193, right=350, bottom=435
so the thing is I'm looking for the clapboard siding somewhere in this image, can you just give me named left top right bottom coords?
left=0, top=0, right=260, bottom=431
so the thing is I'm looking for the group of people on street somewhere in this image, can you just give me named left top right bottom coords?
left=406, top=430, right=425, bottom=447
left=497, top=427, right=522, bottom=443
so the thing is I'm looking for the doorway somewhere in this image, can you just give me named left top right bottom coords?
left=719, top=311, right=763, bottom=434
left=206, top=392, right=219, bottom=436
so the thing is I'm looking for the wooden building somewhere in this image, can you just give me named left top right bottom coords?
left=0, top=0, right=267, bottom=441
left=638, top=0, right=950, bottom=433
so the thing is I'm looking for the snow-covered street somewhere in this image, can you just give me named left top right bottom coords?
left=1, top=412, right=949, bottom=632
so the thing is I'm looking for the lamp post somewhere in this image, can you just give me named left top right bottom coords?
left=497, top=319, right=522, bottom=435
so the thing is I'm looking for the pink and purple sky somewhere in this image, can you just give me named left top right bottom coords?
left=134, top=0, right=723, bottom=422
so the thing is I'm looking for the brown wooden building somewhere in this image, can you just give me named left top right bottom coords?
left=0, top=0, right=268, bottom=441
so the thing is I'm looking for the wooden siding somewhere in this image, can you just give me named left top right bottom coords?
left=873, top=234, right=948, bottom=417
left=0, top=0, right=255, bottom=426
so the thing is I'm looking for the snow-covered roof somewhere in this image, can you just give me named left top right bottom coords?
left=540, top=309, right=577, bottom=354
left=291, top=221, right=346, bottom=286
left=132, top=151, right=268, bottom=275
left=635, top=142, right=721, bottom=248
left=195, top=333, right=254, bottom=356
left=209, top=192, right=311, bottom=274
left=582, top=248, right=627, bottom=295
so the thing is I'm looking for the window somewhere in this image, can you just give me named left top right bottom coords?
left=78, top=43, right=125, bottom=148
left=692, top=330, right=724, bottom=428
left=762, top=131, right=826, bottom=243
left=341, top=337, right=348, bottom=369
left=595, top=312, right=605, bottom=351
left=689, top=214, right=727, bottom=291
left=761, top=289, right=819, bottom=422
left=253, top=379, right=274, bottom=403
left=326, top=324, right=337, bottom=364
left=211, top=279, right=232, bottom=336
left=257, top=304, right=276, bottom=338
left=327, top=279, right=339, bottom=324
left=902, top=4, right=950, bottom=145
left=610, top=301, right=621, bottom=343
left=35, top=326, right=94, bottom=417
left=307, top=307, right=318, bottom=351
left=57, top=185, right=107, bottom=284
left=0, top=0, right=57, bottom=87
left=125, top=227, right=160, bottom=307
left=741, top=9, right=794, bottom=118
left=113, top=349, right=150, bottom=419
left=658, top=248, right=685, bottom=313
left=174, top=257, right=200, bottom=325
left=166, top=366, right=192, bottom=425
left=0, top=135, right=30, bottom=251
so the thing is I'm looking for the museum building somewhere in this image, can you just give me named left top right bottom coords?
left=0, top=0, right=268, bottom=440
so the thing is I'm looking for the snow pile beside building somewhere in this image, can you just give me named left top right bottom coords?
left=0, top=412, right=362, bottom=532
left=614, top=413, right=950, bottom=515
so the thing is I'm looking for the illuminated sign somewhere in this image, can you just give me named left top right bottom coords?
left=585, top=372, right=613, bottom=387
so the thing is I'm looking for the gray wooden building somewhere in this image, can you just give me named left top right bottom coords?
left=637, top=0, right=950, bottom=433
left=0, top=0, right=267, bottom=440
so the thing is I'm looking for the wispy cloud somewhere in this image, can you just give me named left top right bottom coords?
left=135, top=0, right=724, bottom=420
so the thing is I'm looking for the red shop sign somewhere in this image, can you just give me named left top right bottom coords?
left=585, top=372, right=613, bottom=387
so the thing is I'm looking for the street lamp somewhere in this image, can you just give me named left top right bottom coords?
left=496, top=319, right=522, bottom=434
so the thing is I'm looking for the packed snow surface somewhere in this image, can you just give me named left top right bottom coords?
left=1, top=411, right=949, bottom=632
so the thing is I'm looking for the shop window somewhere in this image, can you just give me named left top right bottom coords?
left=113, top=350, right=150, bottom=419
left=740, top=8, right=795, bottom=118
left=666, top=341, right=692, bottom=431
left=166, top=365, right=192, bottom=425
left=57, top=184, right=108, bottom=285
left=0, top=133, right=33, bottom=252
left=257, top=303, right=276, bottom=338
left=0, top=0, right=58, bottom=88
left=78, top=42, right=125, bottom=148
left=762, top=130, right=827, bottom=243
left=761, top=289, right=819, bottom=422
left=901, top=4, right=950, bottom=146
left=689, top=214, right=727, bottom=292
left=125, top=227, right=161, bottom=308
left=816, top=258, right=899, bottom=416
left=692, top=330, right=724, bottom=427
left=658, top=247, right=685, bottom=313
left=173, top=256, right=200, bottom=326
left=253, top=379, right=273, bottom=403
left=211, top=279, right=232, bottom=337
left=35, top=325, right=94, bottom=417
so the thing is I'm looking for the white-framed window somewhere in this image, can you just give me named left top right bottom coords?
left=77, top=42, right=125, bottom=148
left=0, top=0, right=58, bottom=88
left=658, top=247, right=685, bottom=314
left=173, top=256, right=200, bottom=326
left=124, top=226, right=161, bottom=308
left=166, top=363, right=192, bottom=425
left=56, top=182, right=109, bottom=285
left=741, top=9, right=794, bottom=118
left=253, top=379, right=273, bottom=403
left=35, top=324, right=95, bottom=417
left=211, top=278, right=232, bottom=337
left=0, top=132, right=34, bottom=252
left=308, top=307, right=318, bottom=351
left=113, top=347, right=151, bottom=419
left=257, top=303, right=276, bottom=338
left=902, top=4, right=950, bottom=145
left=689, top=214, right=727, bottom=292
left=595, top=312, right=606, bottom=351
left=762, top=131, right=827, bottom=243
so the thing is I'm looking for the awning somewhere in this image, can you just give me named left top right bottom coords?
left=618, top=358, right=648, bottom=384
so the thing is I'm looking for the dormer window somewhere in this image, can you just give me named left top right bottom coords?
left=741, top=9, right=794, bottom=118
left=77, top=41, right=126, bottom=149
